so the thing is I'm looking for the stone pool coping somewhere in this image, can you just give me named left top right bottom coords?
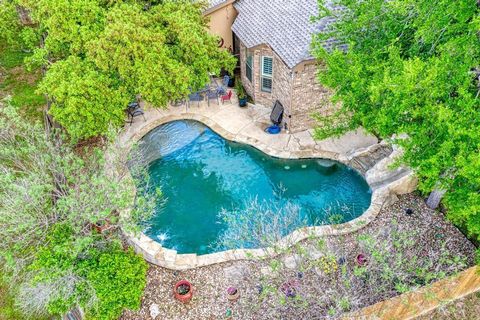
left=121, top=112, right=375, bottom=163
left=119, top=109, right=416, bottom=270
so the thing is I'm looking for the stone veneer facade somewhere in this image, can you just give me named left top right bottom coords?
left=239, top=41, right=334, bottom=132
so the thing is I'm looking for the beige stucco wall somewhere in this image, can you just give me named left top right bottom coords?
left=239, top=41, right=334, bottom=132
left=204, top=1, right=237, bottom=51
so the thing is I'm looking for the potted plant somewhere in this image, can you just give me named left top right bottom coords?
left=91, top=216, right=115, bottom=235
left=355, top=253, right=368, bottom=266
left=280, top=280, right=299, bottom=298
left=228, top=75, right=235, bottom=87
left=226, top=287, right=240, bottom=301
left=174, top=280, right=193, bottom=303
left=235, top=80, right=248, bottom=107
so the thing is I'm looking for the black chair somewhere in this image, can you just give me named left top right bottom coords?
left=172, top=99, right=186, bottom=107
left=127, top=103, right=146, bottom=125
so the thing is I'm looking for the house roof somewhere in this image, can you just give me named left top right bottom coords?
left=205, top=0, right=231, bottom=13
left=208, top=0, right=228, bottom=7
left=232, top=0, right=343, bottom=68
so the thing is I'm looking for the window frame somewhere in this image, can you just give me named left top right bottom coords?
left=260, top=56, right=273, bottom=93
left=245, top=48, right=253, bottom=83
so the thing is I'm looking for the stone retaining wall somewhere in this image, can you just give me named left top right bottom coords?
left=343, top=266, right=480, bottom=320
left=120, top=114, right=417, bottom=270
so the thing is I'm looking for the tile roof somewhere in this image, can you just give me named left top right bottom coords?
left=232, top=0, right=343, bottom=68
left=207, top=0, right=229, bottom=10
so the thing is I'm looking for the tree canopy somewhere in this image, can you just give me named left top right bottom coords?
left=3, top=0, right=235, bottom=140
left=313, top=0, right=480, bottom=240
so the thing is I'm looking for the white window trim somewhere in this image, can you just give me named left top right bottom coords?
left=261, top=56, right=273, bottom=93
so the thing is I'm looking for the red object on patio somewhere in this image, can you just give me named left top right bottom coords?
left=174, top=280, right=193, bottom=303
left=221, top=90, right=233, bottom=104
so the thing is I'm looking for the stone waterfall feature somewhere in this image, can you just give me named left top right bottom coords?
left=347, top=141, right=394, bottom=175
left=363, top=145, right=418, bottom=205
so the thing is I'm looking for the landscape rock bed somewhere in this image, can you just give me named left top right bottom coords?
left=121, top=194, right=477, bottom=320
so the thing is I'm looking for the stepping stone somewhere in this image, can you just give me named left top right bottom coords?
left=308, top=247, right=323, bottom=260
left=223, top=265, right=247, bottom=282
left=317, top=159, right=336, bottom=168
left=282, top=254, right=300, bottom=270
left=149, top=304, right=160, bottom=319
left=260, top=266, right=273, bottom=276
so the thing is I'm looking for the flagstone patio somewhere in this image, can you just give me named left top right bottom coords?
left=120, top=97, right=379, bottom=165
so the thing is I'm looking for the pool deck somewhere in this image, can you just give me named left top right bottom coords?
left=120, top=99, right=379, bottom=163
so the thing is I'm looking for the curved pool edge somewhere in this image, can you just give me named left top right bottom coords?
left=125, top=187, right=391, bottom=270
left=122, top=112, right=349, bottom=163
left=117, top=114, right=417, bottom=270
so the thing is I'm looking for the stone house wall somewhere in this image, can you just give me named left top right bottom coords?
left=290, top=61, right=334, bottom=132
left=239, top=41, right=334, bottom=132
left=239, top=42, right=292, bottom=113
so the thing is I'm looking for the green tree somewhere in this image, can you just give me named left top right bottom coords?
left=6, top=0, right=235, bottom=140
left=312, top=0, right=480, bottom=240
left=0, top=99, right=156, bottom=319
left=38, top=56, right=131, bottom=139
left=0, top=1, right=22, bottom=46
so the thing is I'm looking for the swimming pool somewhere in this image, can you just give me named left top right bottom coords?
left=136, top=120, right=372, bottom=254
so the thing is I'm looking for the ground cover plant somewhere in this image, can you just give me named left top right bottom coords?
left=120, top=194, right=476, bottom=320
left=312, top=0, right=480, bottom=245
left=214, top=197, right=470, bottom=318
left=0, top=101, right=157, bottom=319
left=0, top=43, right=45, bottom=121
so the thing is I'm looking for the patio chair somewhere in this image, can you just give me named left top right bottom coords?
left=172, top=98, right=186, bottom=107
left=223, top=75, right=230, bottom=87
left=128, top=102, right=139, bottom=109
left=206, top=90, right=219, bottom=106
left=210, top=75, right=219, bottom=88
left=215, top=75, right=230, bottom=96
left=188, top=92, right=203, bottom=108
left=221, top=90, right=233, bottom=104
left=216, top=86, right=227, bottom=96
left=127, top=104, right=146, bottom=125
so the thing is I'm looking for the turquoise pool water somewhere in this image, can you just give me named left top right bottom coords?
left=137, top=120, right=372, bottom=254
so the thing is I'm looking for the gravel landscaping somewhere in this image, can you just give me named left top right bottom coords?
left=121, top=194, right=477, bottom=320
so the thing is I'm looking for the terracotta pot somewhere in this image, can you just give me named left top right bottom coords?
left=227, top=287, right=240, bottom=301
left=174, top=280, right=193, bottom=303
left=91, top=222, right=111, bottom=234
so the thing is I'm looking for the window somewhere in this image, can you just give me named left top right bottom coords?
left=245, top=49, right=253, bottom=82
left=261, top=56, right=273, bottom=93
